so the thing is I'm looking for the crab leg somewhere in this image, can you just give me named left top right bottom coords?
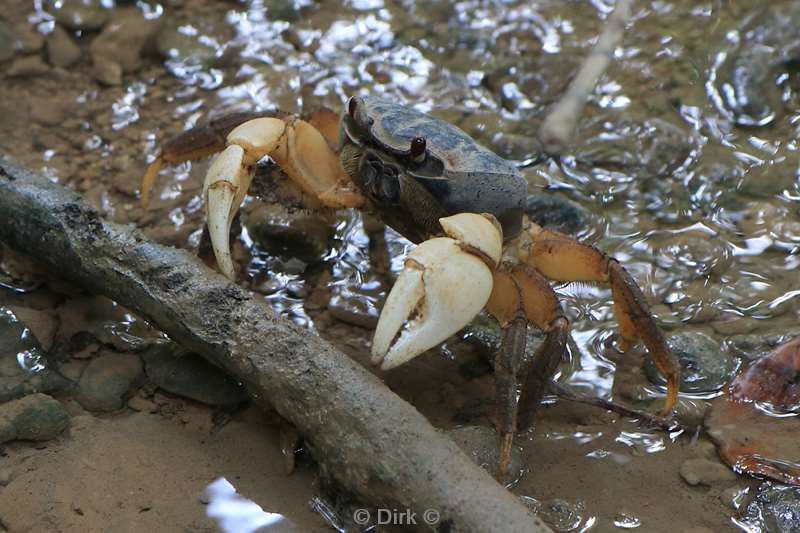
left=523, top=223, right=680, bottom=415
left=141, top=111, right=290, bottom=207
left=371, top=213, right=502, bottom=370
left=487, top=264, right=568, bottom=478
left=142, top=111, right=365, bottom=279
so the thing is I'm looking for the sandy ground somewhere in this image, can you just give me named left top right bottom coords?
left=0, top=407, right=330, bottom=532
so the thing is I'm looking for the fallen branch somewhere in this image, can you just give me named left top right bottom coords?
left=537, top=0, right=635, bottom=155
left=0, top=158, right=550, bottom=533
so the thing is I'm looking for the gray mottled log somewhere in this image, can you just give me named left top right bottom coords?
left=0, top=158, right=550, bottom=533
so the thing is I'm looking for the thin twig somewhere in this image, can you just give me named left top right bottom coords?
left=537, top=0, right=636, bottom=155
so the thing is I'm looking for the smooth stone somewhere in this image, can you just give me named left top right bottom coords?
left=679, top=458, right=738, bottom=487
left=76, top=353, right=144, bottom=411
left=14, top=24, right=44, bottom=53
left=90, top=8, right=162, bottom=74
left=47, top=0, right=110, bottom=31
left=0, top=20, right=14, bottom=62
left=644, top=332, right=738, bottom=394
left=243, top=204, right=334, bottom=263
left=0, top=393, right=70, bottom=444
left=537, top=498, right=587, bottom=532
left=155, top=23, right=217, bottom=61
left=142, top=342, right=248, bottom=406
left=46, top=25, right=82, bottom=68
left=525, top=194, right=587, bottom=235
left=7, top=56, right=49, bottom=77
left=91, top=57, right=122, bottom=85
left=327, top=293, right=379, bottom=329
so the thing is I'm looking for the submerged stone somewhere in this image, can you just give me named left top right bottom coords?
left=525, top=194, right=587, bottom=236
left=142, top=342, right=249, bottom=406
left=76, top=352, right=144, bottom=412
left=0, top=393, right=70, bottom=444
left=644, top=332, right=738, bottom=395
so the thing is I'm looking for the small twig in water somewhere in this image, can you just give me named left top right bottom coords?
left=537, top=0, right=636, bottom=155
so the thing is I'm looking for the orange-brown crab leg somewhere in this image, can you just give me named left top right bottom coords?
left=487, top=264, right=569, bottom=478
left=523, top=222, right=680, bottom=416
left=141, top=111, right=291, bottom=208
left=141, top=109, right=365, bottom=279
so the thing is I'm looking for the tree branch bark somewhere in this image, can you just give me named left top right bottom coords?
left=0, top=158, right=550, bottom=533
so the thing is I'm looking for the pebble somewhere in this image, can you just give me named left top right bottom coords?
left=155, top=23, right=217, bottom=61
left=679, top=458, right=738, bottom=487
left=14, top=24, right=44, bottom=53
left=46, top=25, right=82, bottom=68
left=243, top=204, right=334, bottom=263
left=265, top=0, right=301, bottom=22
left=142, top=342, right=249, bottom=406
left=327, top=293, right=379, bottom=329
left=75, top=352, right=144, bottom=411
left=525, top=193, right=588, bottom=235
left=537, top=498, right=588, bottom=532
left=127, top=395, right=158, bottom=413
left=30, top=98, right=68, bottom=127
left=644, top=332, right=738, bottom=395
left=58, top=360, right=87, bottom=382
left=92, top=57, right=122, bottom=85
left=89, top=8, right=162, bottom=82
left=47, top=0, right=110, bottom=31
left=7, top=55, right=49, bottom=77
left=0, top=393, right=70, bottom=444
left=0, top=20, right=14, bottom=62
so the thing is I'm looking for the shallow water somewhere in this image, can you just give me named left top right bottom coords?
left=2, top=0, right=800, bottom=531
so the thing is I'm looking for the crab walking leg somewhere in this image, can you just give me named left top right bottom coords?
left=148, top=114, right=366, bottom=280
left=488, top=265, right=568, bottom=478
left=371, top=213, right=502, bottom=370
left=524, top=223, right=680, bottom=416
left=141, top=111, right=290, bottom=207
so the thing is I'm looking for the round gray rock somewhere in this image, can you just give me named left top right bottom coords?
left=0, top=393, right=70, bottom=444
left=142, top=343, right=249, bottom=406
left=645, top=331, right=739, bottom=395
left=76, top=352, right=143, bottom=411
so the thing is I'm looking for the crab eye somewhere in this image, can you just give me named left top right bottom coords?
left=410, top=136, right=426, bottom=163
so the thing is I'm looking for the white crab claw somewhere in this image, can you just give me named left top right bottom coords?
left=371, top=213, right=502, bottom=370
left=203, top=144, right=252, bottom=280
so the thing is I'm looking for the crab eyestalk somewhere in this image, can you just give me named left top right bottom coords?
left=371, top=213, right=503, bottom=370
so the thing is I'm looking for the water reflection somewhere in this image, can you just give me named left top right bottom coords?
left=205, top=477, right=300, bottom=533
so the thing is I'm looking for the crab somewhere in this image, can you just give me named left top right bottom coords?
left=141, top=96, right=680, bottom=475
